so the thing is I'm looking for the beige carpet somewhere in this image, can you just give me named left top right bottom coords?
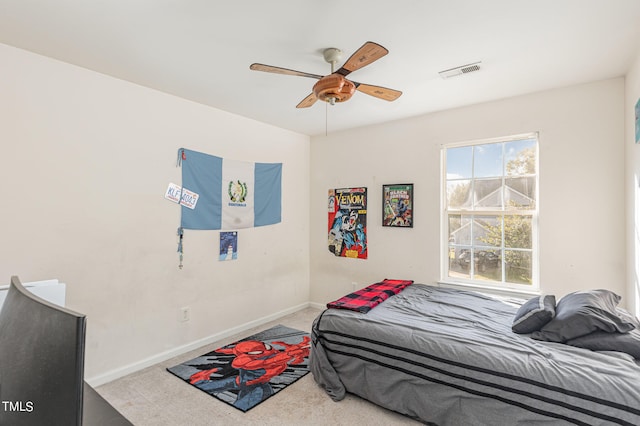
left=96, top=307, right=422, bottom=425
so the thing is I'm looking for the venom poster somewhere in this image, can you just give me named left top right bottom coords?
left=328, top=187, right=367, bottom=259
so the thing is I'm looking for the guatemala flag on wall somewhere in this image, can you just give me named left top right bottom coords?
left=178, top=148, right=282, bottom=230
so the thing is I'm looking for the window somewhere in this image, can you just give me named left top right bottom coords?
left=442, top=133, right=538, bottom=292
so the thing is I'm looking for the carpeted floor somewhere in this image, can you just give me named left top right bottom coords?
left=95, top=307, right=422, bottom=425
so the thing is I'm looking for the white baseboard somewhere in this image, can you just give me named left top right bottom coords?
left=86, top=302, right=311, bottom=387
left=308, top=301, right=325, bottom=310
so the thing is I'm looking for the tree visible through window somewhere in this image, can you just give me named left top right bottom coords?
left=443, top=134, right=538, bottom=290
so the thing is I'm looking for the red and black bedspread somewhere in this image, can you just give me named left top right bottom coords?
left=326, top=279, right=413, bottom=313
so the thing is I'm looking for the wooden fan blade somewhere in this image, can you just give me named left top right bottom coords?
left=250, top=63, right=323, bottom=80
left=354, top=83, right=402, bottom=101
left=296, top=92, right=318, bottom=108
left=336, top=41, right=389, bottom=76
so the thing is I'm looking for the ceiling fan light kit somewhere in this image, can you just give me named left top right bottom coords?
left=249, top=41, right=402, bottom=108
left=313, top=74, right=355, bottom=105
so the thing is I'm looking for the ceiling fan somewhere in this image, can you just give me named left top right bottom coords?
left=250, top=41, right=402, bottom=108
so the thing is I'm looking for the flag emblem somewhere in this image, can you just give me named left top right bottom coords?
left=228, top=180, right=248, bottom=204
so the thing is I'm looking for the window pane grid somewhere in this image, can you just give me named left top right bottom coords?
left=442, top=135, right=538, bottom=289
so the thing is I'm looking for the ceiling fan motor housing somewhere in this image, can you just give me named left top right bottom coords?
left=313, top=74, right=355, bottom=104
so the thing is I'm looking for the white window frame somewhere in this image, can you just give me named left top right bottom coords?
left=440, top=132, right=540, bottom=296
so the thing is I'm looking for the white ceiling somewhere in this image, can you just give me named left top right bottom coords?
left=2, top=0, right=640, bottom=136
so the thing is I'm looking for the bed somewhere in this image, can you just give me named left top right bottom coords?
left=309, top=283, right=640, bottom=425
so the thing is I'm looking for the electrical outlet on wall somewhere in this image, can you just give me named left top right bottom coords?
left=180, top=306, right=190, bottom=322
left=351, top=282, right=358, bottom=291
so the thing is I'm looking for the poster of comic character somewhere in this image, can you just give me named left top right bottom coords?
left=382, top=184, right=413, bottom=228
left=328, top=187, right=367, bottom=259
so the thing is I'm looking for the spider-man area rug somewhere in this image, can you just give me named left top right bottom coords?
left=167, top=324, right=310, bottom=412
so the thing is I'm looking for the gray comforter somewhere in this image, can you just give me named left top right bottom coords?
left=310, top=284, right=640, bottom=425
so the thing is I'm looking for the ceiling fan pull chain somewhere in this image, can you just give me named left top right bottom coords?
left=325, top=102, right=328, bottom=136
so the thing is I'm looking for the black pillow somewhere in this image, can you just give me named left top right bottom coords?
left=531, top=289, right=636, bottom=343
left=512, top=295, right=556, bottom=334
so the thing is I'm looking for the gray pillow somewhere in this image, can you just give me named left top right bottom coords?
left=566, top=328, right=640, bottom=360
left=531, top=289, right=635, bottom=343
left=616, top=306, right=640, bottom=328
left=512, top=295, right=556, bottom=334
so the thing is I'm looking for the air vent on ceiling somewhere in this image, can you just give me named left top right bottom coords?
left=439, top=62, right=482, bottom=79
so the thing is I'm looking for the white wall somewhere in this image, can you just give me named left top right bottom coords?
left=0, top=43, right=310, bottom=382
left=625, top=48, right=640, bottom=317
left=310, top=79, right=626, bottom=306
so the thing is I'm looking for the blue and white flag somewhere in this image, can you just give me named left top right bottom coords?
left=178, top=148, right=282, bottom=230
